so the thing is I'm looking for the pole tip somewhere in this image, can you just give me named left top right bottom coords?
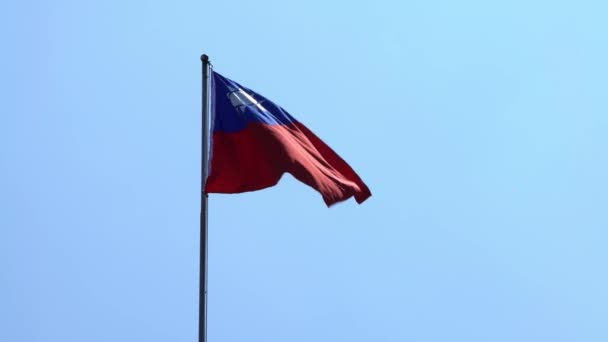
left=201, top=54, right=209, bottom=62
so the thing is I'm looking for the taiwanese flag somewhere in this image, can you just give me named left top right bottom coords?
left=205, top=71, right=371, bottom=206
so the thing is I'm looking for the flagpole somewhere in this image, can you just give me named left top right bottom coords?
left=199, top=54, right=210, bottom=342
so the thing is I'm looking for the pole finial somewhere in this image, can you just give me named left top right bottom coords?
left=201, top=54, right=209, bottom=62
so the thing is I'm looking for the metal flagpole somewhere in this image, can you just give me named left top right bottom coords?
left=199, top=54, right=210, bottom=342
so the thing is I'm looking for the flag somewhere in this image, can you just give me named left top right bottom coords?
left=205, top=71, right=371, bottom=207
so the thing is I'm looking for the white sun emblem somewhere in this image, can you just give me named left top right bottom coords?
left=227, top=85, right=266, bottom=114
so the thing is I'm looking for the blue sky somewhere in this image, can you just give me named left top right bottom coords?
left=2, top=0, right=608, bottom=341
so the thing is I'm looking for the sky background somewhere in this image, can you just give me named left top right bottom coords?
left=2, top=0, right=608, bottom=341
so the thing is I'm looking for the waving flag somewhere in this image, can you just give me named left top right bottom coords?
left=205, top=71, right=371, bottom=206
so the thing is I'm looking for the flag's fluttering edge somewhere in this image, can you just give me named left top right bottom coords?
left=205, top=71, right=371, bottom=206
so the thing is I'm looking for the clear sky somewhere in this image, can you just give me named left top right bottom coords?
left=2, top=0, right=608, bottom=341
